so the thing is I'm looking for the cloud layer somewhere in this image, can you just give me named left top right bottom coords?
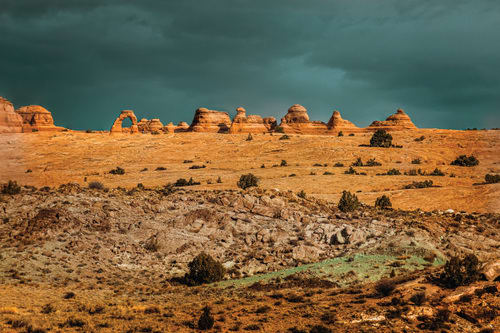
left=1, top=0, right=499, bottom=130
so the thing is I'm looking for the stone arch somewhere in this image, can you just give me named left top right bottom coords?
left=110, top=110, right=139, bottom=134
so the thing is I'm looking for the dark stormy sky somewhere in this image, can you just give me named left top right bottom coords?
left=1, top=0, right=499, bottom=130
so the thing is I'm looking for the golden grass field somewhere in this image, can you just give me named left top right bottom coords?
left=1, top=129, right=498, bottom=213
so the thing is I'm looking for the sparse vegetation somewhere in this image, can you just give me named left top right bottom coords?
left=375, top=195, right=392, bottom=209
left=323, top=171, right=333, bottom=175
left=274, top=126, right=284, bottom=133
left=198, top=306, right=214, bottom=330
left=403, top=180, right=434, bottom=189
left=451, top=155, right=479, bottom=167
left=439, top=254, right=480, bottom=288
left=338, top=131, right=344, bottom=137
left=345, top=167, right=356, bottom=175
left=365, top=158, right=381, bottom=166
left=370, top=129, right=393, bottom=148
left=485, top=174, right=500, bottom=183
left=246, top=133, right=253, bottom=141
left=352, top=157, right=363, bottom=167
left=411, top=158, right=421, bottom=164
left=333, top=162, right=344, bottom=167
left=280, top=159, right=288, bottom=167
left=185, top=252, right=225, bottom=286
left=109, top=166, right=125, bottom=175
left=386, top=168, right=401, bottom=175
left=297, top=190, right=306, bottom=199
left=338, top=190, right=360, bottom=212
left=88, top=181, right=104, bottom=190
left=410, top=292, right=426, bottom=305
left=1, top=180, right=21, bottom=195
left=237, top=173, right=259, bottom=190
left=174, top=178, right=201, bottom=187
left=279, top=134, right=290, bottom=140
left=375, top=279, right=396, bottom=297
left=189, top=165, right=206, bottom=169
left=155, top=166, right=167, bottom=171
left=429, top=168, right=445, bottom=176
left=414, top=135, right=425, bottom=142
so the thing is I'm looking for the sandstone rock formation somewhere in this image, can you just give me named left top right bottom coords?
left=0, top=97, right=23, bottom=133
left=176, top=121, right=190, bottom=132
left=279, top=104, right=328, bottom=134
left=148, top=119, right=164, bottom=133
left=229, top=107, right=271, bottom=134
left=16, top=105, right=64, bottom=132
left=368, top=109, right=417, bottom=131
left=110, top=110, right=139, bottom=134
left=327, top=110, right=362, bottom=133
left=189, top=108, right=231, bottom=133
left=263, top=117, right=277, bottom=131
left=165, top=122, right=176, bottom=134
left=137, top=118, right=149, bottom=132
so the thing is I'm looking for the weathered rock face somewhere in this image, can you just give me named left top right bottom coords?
left=229, top=107, right=271, bottom=134
left=368, top=109, right=417, bottom=131
left=110, top=110, right=139, bottom=134
left=164, top=122, right=176, bottom=134
left=327, top=110, right=361, bottom=133
left=189, top=108, right=231, bottom=133
left=0, top=97, right=23, bottom=133
left=16, top=105, right=64, bottom=132
left=263, top=117, right=277, bottom=131
left=280, top=104, right=328, bottom=134
left=148, top=119, right=164, bottom=133
left=137, top=118, right=149, bottom=132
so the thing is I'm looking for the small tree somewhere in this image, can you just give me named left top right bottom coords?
left=338, top=190, right=360, bottom=212
left=375, top=195, right=392, bottom=209
left=451, top=155, right=479, bottom=167
left=237, top=173, right=259, bottom=190
left=370, top=130, right=393, bottom=148
left=440, top=254, right=480, bottom=288
left=185, top=252, right=225, bottom=286
left=280, top=159, right=288, bottom=167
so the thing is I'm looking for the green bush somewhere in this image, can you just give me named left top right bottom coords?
left=174, top=178, right=200, bottom=187
left=386, top=168, right=401, bottom=175
left=338, top=190, right=360, bottom=212
left=451, top=155, right=479, bottom=167
left=88, top=181, right=104, bottom=190
left=375, top=279, right=396, bottom=296
left=1, top=180, right=21, bottom=195
left=109, top=167, right=125, bottom=175
left=411, top=158, right=421, bottom=164
left=185, top=252, right=225, bottom=286
left=237, top=173, right=259, bottom=190
left=370, top=130, right=393, bottom=148
left=344, top=166, right=356, bottom=175
left=429, top=168, right=445, bottom=176
left=297, top=190, right=306, bottom=199
left=365, top=158, right=381, bottom=166
left=333, top=162, right=344, bottom=167
left=375, top=195, right=392, bottom=209
left=485, top=174, right=500, bottom=183
left=403, top=180, right=433, bottom=189
left=351, top=157, right=363, bottom=167
left=198, top=306, right=214, bottom=330
left=274, top=126, right=284, bottom=133
left=280, top=159, right=288, bottom=167
left=279, top=134, right=290, bottom=140
left=439, top=254, right=480, bottom=288
left=414, top=135, right=425, bottom=142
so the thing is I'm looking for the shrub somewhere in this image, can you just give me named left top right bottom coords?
left=310, top=325, right=332, bottom=333
left=279, top=134, right=290, bottom=140
left=429, top=168, right=445, bottom=176
left=189, top=165, right=206, bottom=170
left=185, top=252, right=225, bottom=286
left=375, top=195, right=392, bottom=209
left=365, top=158, right=381, bottom=166
left=386, top=168, right=401, bottom=175
left=338, top=131, right=344, bottom=137
left=246, top=133, right=253, bottom=141
left=198, top=306, right=214, bottom=330
left=352, top=158, right=363, bottom=167
left=404, top=180, right=433, bottom=189
left=323, top=171, right=333, bottom=175
left=451, top=155, right=479, bottom=167
left=155, top=166, right=167, bottom=171
left=411, top=158, right=421, bottom=164
left=109, top=167, right=125, bottom=175
left=344, top=167, right=356, bottom=175
left=370, top=129, right=392, bottom=148
left=297, top=190, right=306, bottom=199
left=280, top=159, right=288, bottom=167
left=333, top=162, right=344, bottom=167
left=1, top=180, right=21, bottom=195
left=174, top=178, right=200, bottom=187
left=439, top=254, right=480, bottom=288
left=237, top=173, right=259, bottom=190
left=217, top=176, right=222, bottom=183
left=88, top=181, right=104, bottom=190
left=414, top=135, right=425, bottom=142
left=410, top=292, right=426, bottom=305
left=338, top=190, right=360, bottom=212
left=349, top=133, right=355, bottom=136
left=261, top=164, right=265, bottom=168
left=407, top=169, right=418, bottom=176
left=485, top=174, right=500, bottom=183
left=183, top=160, right=193, bottom=163
left=375, top=279, right=396, bottom=296
left=274, top=126, right=284, bottom=133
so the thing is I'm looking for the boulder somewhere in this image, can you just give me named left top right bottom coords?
left=279, top=104, right=328, bottom=134
left=16, top=105, right=64, bottom=132
left=110, top=110, right=139, bottom=134
left=327, top=110, right=362, bottom=134
left=481, top=259, right=500, bottom=281
left=229, top=107, right=270, bottom=134
left=189, top=107, right=231, bottom=133
left=0, top=97, right=23, bottom=133
left=368, top=109, right=417, bottom=131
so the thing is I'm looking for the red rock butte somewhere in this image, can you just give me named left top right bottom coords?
left=15, top=105, right=64, bottom=132
left=368, top=109, right=417, bottom=131
left=0, top=96, right=23, bottom=133
left=189, top=107, right=232, bottom=133
left=229, top=107, right=275, bottom=134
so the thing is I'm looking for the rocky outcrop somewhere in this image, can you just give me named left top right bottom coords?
left=16, top=105, right=64, bottom=132
left=189, top=108, right=231, bottom=133
left=368, top=109, right=417, bottom=131
left=110, top=110, right=139, bottom=134
left=279, top=104, right=328, bottom=134
left=138, top=118, right=149, bottom=132
left=0, top=97, right=23, bottom=133
left=263, top=117, right=277, bottom=131
left=229, top=107, right=270, bottom=134
left=164, top=122, right=176, bottom=134
left=175, top=122, right=190, bottom=132
left=327, top=110, right=362, bottom=133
